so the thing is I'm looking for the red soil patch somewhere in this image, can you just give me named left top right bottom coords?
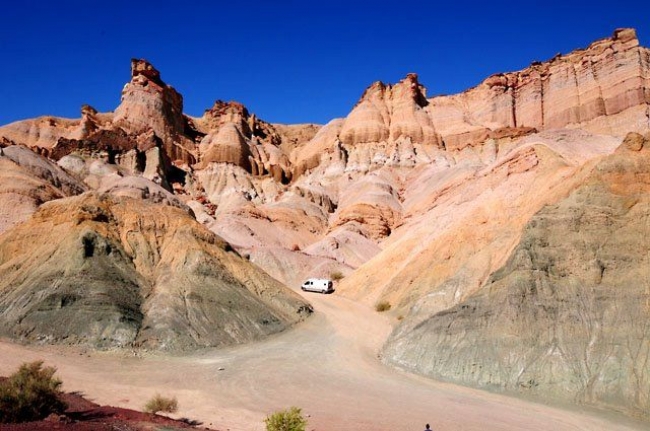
left=0, top=388, right=216, bottom=431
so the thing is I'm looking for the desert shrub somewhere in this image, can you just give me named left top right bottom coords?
left=264, top=406, right=307, bottom=431
left=0, top=360, right=67, bottom=423
left=144, top=394, right=178, bottom=415
left=330, top=271, right=344, bottom=281
left=290, top=244, right=301, bottom=251
left=375, top=301, right=391, bottom=312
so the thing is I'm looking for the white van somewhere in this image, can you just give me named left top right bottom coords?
left=300, top=278, right=333, bottom=294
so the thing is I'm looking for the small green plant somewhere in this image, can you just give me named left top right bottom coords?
left=144, top=394, right=178, bottom=415
left=330, top=270, right=344, bottom=281
left=0, top=360, right=67, bottom=423
left=264, top=406, right=307, bottom=431
left=375, top=301, right=391, bottom=312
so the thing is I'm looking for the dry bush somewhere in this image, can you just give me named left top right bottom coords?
left=375, top=301, right=391, bottom=312
left=330, top=271, right=344, bottom=281
left=265, top=406, right=307, bottom=431
left=144, top=394, right=178, bottom=415
left=0, top=360, right=67, bottom=423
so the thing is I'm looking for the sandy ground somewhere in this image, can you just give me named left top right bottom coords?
left=0, top=290, right=646, bottom=431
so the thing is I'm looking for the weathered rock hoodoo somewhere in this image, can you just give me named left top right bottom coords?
left=113, top=59, right=193, bottom=162
left=194, top=100, right=293, bottom=183
left=0, top=28, right=649, bottom=419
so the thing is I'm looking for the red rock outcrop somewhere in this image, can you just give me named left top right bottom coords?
left=114, top=59, right=185, bottom=136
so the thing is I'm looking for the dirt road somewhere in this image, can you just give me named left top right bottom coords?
left=0, top=291, right=645, bottom=430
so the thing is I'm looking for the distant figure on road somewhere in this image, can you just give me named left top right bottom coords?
left=424, top=424, right=431, bottom=431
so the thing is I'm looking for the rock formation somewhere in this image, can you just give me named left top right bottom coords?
left=429, top=28, right=649, bottom=149
left=0, top=28, right=649, bottom=420
left=339, top=73, right=442, bottom=148
left=193, top=100, right=293, bottom=183
left=0, top=192, right=311, bottom=350
left=113, top=58, right=197, bottom=165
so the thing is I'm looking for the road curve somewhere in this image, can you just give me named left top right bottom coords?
left=0, top=290, right=645, bottom=431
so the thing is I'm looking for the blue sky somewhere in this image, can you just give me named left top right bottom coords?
left=1, top=1, right=648, bottom=126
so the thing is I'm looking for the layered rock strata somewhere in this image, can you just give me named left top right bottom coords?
left=382, top=133, right=650, bottom=419
left=429, top=28, right=650, bottom=149
left=0, top=192, right=311, bottom=350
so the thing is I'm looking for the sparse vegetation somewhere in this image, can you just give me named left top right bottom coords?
left=0, top=360, right=67, bottom=423
left=264, top=406, right=307, bottom=431
left=290, top=244, right=301, bottom=251
left=375, top=301, right=391, bottom=312
left=330, top=270, right=344, bottom=281
left=144, top=394, right=178, bottom=415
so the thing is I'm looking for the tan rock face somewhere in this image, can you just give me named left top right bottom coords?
left=0, top=192, right=311, bottom=351
left=340, top=74, right=442, bottom=148
left=330, top=170, right=403, bottom=240
left=383, top=137, right=650, bottom=419
left=199, top=123, right=252, bottom=170
left=0, top=145, right=86, bottom=233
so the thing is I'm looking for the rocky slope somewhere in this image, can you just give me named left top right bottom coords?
left=0, top=145, right=86, bottom=233
left=0, top=190, right=311, bottom=351
left=383, top=133, right=650, bottom=419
